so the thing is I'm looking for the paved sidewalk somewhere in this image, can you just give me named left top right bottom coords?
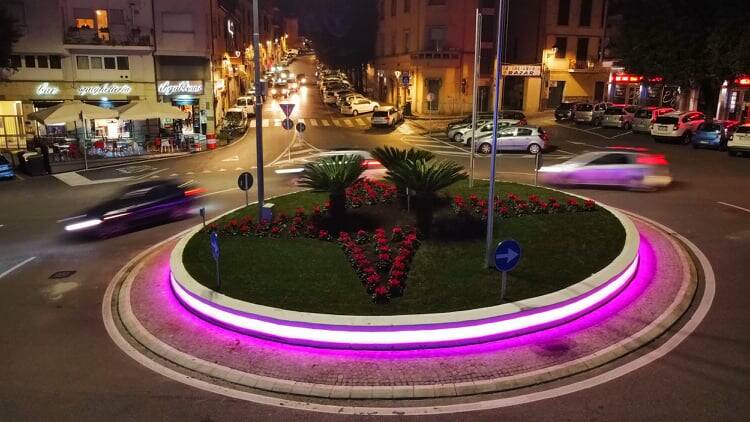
left=112, top=217, right=696, bottom=400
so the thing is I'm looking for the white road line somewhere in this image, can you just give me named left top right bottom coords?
left=333, top=120, right=342, bottom=127
left=344, top=119, right=354, bottom=127
left=56, top=214, right=87, bottom=223
left=355, top=118, right=366, bottom=125
left=611, top=131, right=633, bottom=138
left=218, top=168, right=226, bottom=172
left=321, top=120, right=331, bottom=127
left=185, top=171, right=194, bottom=175
left=262, top=119, right=269, bottom=127
left=0, top=257, right=36, bottom=280
left=250, top=120, right=256, bottom=128
left=150, top=175, right=160, bottom=179
left=556, top=149, right=576, bottom=155
left=567, top=140, right=606, bottom=149
left=718, top=201, right=750, bottom=214
left=0, top=225, right=4, bottom=228
left=234, top=167, right=243, bottom=171
left=202, top=170, right=211, bottom=173
left=556, top=124, right=612, bottom=139
left=168, top=173, right=178, bottom=177
left=309, top=119, right=318, bottom=126
left=13, top=174, right=24, bottom=180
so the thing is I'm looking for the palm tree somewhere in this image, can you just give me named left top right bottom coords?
left=384, top=158, right=467, bottom=236
left=298, top=155, right=364, bottom=228
left=371, top=146, right=435, bottom=169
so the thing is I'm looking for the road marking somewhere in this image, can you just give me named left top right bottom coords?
left=343, top=119, right=354, bottom=127
left=333, top=120, right=342, bottom=127
left=222, top=155, right=240, bottom=162
left=556, top=149, right=575, bottom=155
left=168, top=173, right=178, bottom=177
left=218, top=168, right=226, bottom=172
left=150, top=175, right=160, bottom=179
left=185, top=171, right=194, bottom=175
left=250, top=120, right=256, bottom=128
left=53, top=172, right=132, bottom=186
left=321, top=120, right=330, bottom=127
left=0, top=257, right=36, bottom=280
left=134, top=168, right=168, bottom=181
left=56, top=214, right=87, bottom=223
left=274, top=119, right=282, bottom=127
left=355, top=118, right=366, bottom=125
left=611, top=131, right=633, bottom=138
left=202, top=170, right=211, bottom=173
left=556, top=124, right=612, bottom=139
left=13, top=173, right=24, bottom=180
left=567, top=140, right=605, bottom=149
left=234, top=167, right=243, bottom=171
left=309, top=119, right=318, bottom=126
left=718, top=201, right=750, bottom=214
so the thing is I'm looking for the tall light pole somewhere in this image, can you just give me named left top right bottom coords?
left=469, top=9, right=482, bottom=188
left=394, top=70, right=401, bottom=107
left=252, top=0, right=265, bottom=212
left=484, top=0, right=505, bottom=267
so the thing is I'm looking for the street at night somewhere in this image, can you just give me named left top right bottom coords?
left=1, top=1, right=749, bottom=421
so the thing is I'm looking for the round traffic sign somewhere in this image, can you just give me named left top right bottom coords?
left=237, top=172, right=254, bottom=191
left=494, top=239, right=521, bottom=272
left=281, top=118, right=294, bottom=130
left=295, top=122, right=306, bottom=133
left=426, top=92, right=436, bottom=102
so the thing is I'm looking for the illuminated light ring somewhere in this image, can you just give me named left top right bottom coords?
left=170, top=253, right=639, bottom=350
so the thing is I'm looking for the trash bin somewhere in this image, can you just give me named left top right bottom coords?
left=24, top=153, right=47, bottom=176
left=206, top=133, right=217, bottom=150
left=404, top=101, right=412, bottom=116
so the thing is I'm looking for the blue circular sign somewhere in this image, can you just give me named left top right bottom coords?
left=494, top=239, right=521, bottom=272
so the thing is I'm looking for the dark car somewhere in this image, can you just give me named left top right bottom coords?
left=554, top=102, right=579, bottom=121
left=0, top=155, right=16, bottom=180
left=63, top=180, right=203, bottom=237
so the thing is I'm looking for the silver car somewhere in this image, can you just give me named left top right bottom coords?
left=575, top=102, right=612, bottom=125
left=601, top=105, right=638, bottom=129
left=632, top=107, right=675, bottom=133
left=475, top=126, right=550, bottom=154
left=451, top=119, right=517, bottom=145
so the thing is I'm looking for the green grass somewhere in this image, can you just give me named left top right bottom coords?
left=182, top=181, right=625, bottom=315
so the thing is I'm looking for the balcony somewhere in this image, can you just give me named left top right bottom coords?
left=64, top=26, right=153, bottom=48
left=409, top=50, right=460, bottom=66
left=568, top=57, right=606, bottom=73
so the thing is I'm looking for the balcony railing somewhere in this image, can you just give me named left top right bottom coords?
left=410, top=50, right=460, bottom=62
left=568, top=57, right=603, bottom=72
left=64, top=26, right=152, bottom=47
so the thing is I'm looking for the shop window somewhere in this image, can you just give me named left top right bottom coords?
left=555, top=37, right=567, bottom=58
left=24, top=55, right=35, bottom=68
left=104, top=57, right=116, bottom=70
left=116, top=57, right=129, bottom=70
left=50, top=55, right=61, bottom=69
left=90, top=56, right=103, bottom=69
left=557, top=0, right=570, bottom=26
left=9, top=55, right=21, bottom=68
left=76, top=55, right=89, bottom=69
left=108, top=9, right=124, bottom=25
left=37, top=56, right=48, bottom=68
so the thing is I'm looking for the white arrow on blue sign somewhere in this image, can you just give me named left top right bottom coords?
left=494, top=239, right=521, bottom=272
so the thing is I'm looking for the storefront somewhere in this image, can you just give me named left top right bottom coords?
left=157, top=80, right=207, bottom=135
left=716, top=76, right=750, bottom=122
left=608, top=73, right=681, bottom=109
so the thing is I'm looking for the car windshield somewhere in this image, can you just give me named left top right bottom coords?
left=634, top=109, right=653, bottom=118
left=0, top=156, right=8, bottom=165
left=604, top=108, right=624, bottom=115
left=578, top=104, right=593, bottom=111
left=698, top=122, right=722, bottom=131
left=558, top=103, right=573, bottom=110
left=373, top=111, right=388, bottom=117
left=655, top=116, right=678, bottom=124
left=735, top=126, right=750, bottom=133
left=225, top=112, right=243, bottom=122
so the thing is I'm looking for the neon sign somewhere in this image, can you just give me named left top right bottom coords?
left=35, top=82, right=60, bottom=96
left=77, top=83, right=132, bottom=96
left=158, top=80, right=204, bottom=96
left=227, top=20, right=235, bottom=37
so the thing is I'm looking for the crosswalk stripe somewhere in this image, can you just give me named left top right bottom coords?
left=250, top=120, right=256, bottom=128
left=309, top=119, right=318, bottom=126
left=333, top=120, right=342, bottom=127
left=186, top=171, right=194, bottom=175
left=235, top=167, right=243, bottom=171
left=169, top=173, right=178, bottom=177
left=262, top=119, right=269, bottom=127
left=322, top=120, right=330, bottom=126
left=202, top=170, right=211, bottom=173
left=274, top=119, right=282, bottom=126
left=290, top=148, right=316, bottom=156
left=218, top=168, right=226, bottom=172
left=355, top=118, right=366, bottom=125
left=298, top=118, right=305, bottom=124
left=344, top=119, right=354, bottom=127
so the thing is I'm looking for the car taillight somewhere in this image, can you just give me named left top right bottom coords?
left=637, top=154, right=668, bottom=166
left=363, top=159, right=382, bottom=169
left=184, top=188, right=207, bottom=197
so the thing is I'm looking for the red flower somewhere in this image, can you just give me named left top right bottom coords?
left=363, top=266, right=376, bottom=274
left=271, top=226, right=281, bottom=234
left=392, top=261, right=406, bottom=271
left=318, top=230, right=329, bottom=239
left=366, top=274, right=381, bottom=285
left=567, top=198, right=579, bottom=207
left=584, top=199, right=596, bottom=209
left=374, top=286, right=388, bottom=296
left=378, top=253, right=391, bottom=261
left=388, top=278, right=401, bottom=288
left=552, top=202, right=561, bottom=209
left=392, top=226, right=402, bottom=234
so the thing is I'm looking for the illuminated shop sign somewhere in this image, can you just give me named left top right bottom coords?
left=735, top=76, right=750, bottom=87
left=227, top=19, right=235, bottom=37
left=158, top=80, right=204, bottom=96
left=35, top=82, right=60, bottom=96
left=77, top=83, right=132, bottom=96
left=502, top=65, right=541, bottom=77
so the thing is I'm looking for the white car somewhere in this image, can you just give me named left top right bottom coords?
left=275, top=149, right=386, bottom=181
left=371, top=107, right=404, bottom=127
left=727, top=124, right=750, bottom=157
left=322, top=89, right=339, bottom=104
left=650, top=111, right=705, bottom=143
left=337, top=93, right=365, bottom=108
left=235, top=96, right=256, bottom=117
left=539, top=151, right=672, bottom=191
left=341, top=98, right=379, bottom=116
left=601, top=105, right=638, bottom=129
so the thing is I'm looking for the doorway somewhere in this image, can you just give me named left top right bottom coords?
left=548, top=80, right=565, bottom=108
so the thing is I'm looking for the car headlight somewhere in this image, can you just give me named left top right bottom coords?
left=65, top=219, right=102, bottom=231
left=271, top=88, right=277, bottom=94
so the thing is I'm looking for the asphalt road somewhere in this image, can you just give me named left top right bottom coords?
left=0, top=55, right=748, bottom=421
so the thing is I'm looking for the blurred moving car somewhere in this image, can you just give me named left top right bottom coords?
left=538, top=150, right=672, bottom=191
left=271, top=81, right=290, bottom=98
left=340, top=98, right=379, bottom=116
left=650, top=111, right=705, bottom=143
left=0, top=155, right=16, bottom=180
left=727, top=124, right=750, bottom=156
left=296, top=73, right=307, bottom=84
left=554, top=102, right=580, bottom=121
left=371, top=107, right=404, bottom=127
left=601, top=105, right=638, bottom=129
left=475, top=126, right=549, bottom=155
left=692, top=120, right=739, bottom=150
left=575, top=102, right=612, bottom=125
left=632, top=107, right=674, bottom=133
left=62, top=180, right=204, bottom=237
left=274, top=149, right=386, bottom=182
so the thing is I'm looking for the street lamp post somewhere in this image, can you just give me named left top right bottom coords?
left=394, top=70, right=401, bottom=107
left=252, top=0, right=265, bottom=213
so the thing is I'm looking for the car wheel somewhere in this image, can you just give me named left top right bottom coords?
left=373, top=106, right=378, bottom=111
left=527, top=143, right=541, bottom=155
left=478, top=143, right=493, bottom=154
left=682, top=131, right=692, bottom=145
left=624, top=122, right=632, bottom=130
left=353, top=110, right=358, bottom=116
left=453, top=133, right=463, bottom=142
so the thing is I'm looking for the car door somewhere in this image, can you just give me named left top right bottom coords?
left=495, top=127, right=517, bottom=151
left=514, top=127, right=535, bottom=151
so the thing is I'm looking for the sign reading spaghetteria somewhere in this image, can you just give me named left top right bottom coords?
left=77, top=83, right=133, bottom=96
left=502, top=65, right=542, bottom=77
left=157, top=80, right=204, bottom=96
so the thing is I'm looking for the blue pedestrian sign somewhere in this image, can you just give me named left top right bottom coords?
left=401, top=72, right=410, bottom=86
left=494, top=239, right=521, bottom=272
left=210, top=231, right=220, bottom=261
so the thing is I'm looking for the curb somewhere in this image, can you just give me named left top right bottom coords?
left=105, top=214, right=697, bottom=400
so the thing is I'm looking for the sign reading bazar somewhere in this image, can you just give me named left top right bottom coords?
left=502, top=65, right=541, bottom=77
left=157, top=80, right=204, bottom=96
left=77, top=83, right=132, bottom=96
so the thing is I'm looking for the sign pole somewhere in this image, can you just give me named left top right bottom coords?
left=252, top=0, right=265, bottom=216
left=534, top=152, right=539, bottom=186
left=215, top=257, right=221, bottom=290
left=469, top=9, right=481, bottom=188
left=485, top=0, right=505, bottom=268
left=500, top=271, right=507, bottom=302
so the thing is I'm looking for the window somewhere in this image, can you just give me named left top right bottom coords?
left=404, top=0, right=411, bottom=13
left=104, top=57, right=116, bottom=69
left=24, top=55, right=35, bottom=68
left=49, top=55, right=61, bottom=69
left=90, top=56, right=103, bottom=69
left=76, top=55, right=89, bottom=69
left=579, top=0, right=592, bottom=26
left=428, top=26, right=446, bottom=51
left=36, top=56, right=48, bottom=68
left=403, top=30, right=410, bottom=53
left=557, top=0, right=570, bottom=26
left=108, top=9, right=124, bottom=25
left=576, top=37, right=589, bottom=60
left=162, top=12, right=194, bottom=32
left=479, top=48, right=493, bottom=74
left=391, top=0, right=396, bottom=17
left=9, top=55, right=21, bottom=68
left=6, top=2, right=26, bottom=26
left=116, top=56, right=129, bottom=70
left=74, top=8, right=95, bottom=28
left=555, top=37, right=567, bottom=58
left=516, top=128, right=533, bottom=136
left=428, top=0, right=446, bottom=5
left=591, top=153, right=629, bottom=166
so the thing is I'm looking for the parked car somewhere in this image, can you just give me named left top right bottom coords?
left=222, top=107, right=248, bottom=131
left=449, top=119, right=517, bottom=145
left=0, top=155, right=15, bottom=180
left=539, top=150, right=672, bottom=191
left=601, top=105, right=639, bottom=129
left=575, top=102, right=612, bottom=125
left=337, top=93, right=366, bottom=108
left=235, top=96, right=256, bottom=117
left=692, top=120, right=739, bottom=150
left=650, top=111, right=705, bottom=143
left=371, top=107, right=404, bottom=127
left=727, top=124, right=750, bottom=156
left=632, top=107, right=675, bottom=133
left=341, top=98, right=379, bottom=116
left=554, top=102, right=581, bottom=121
left=322, top=89, right=340, bottom=104
left=475, top=126, right=549, bottom=155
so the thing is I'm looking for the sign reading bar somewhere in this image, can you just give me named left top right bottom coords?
left=501, top=65, right=542, bottom=77
left=77, top=83, right=132, bottom=96
left=36, top=82, right=60, bottom=96
left=158, top=80, right=204, bottom=96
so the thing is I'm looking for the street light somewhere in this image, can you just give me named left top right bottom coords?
left=394, top=70, right=401, bottom=107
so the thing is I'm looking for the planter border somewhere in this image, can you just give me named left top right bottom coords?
left=169, top=190, right=639, bottom=349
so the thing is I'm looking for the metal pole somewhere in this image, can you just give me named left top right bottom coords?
left=215, top=258, right=221, bottom=290
left=469, top=10, right=481, bottom=188
left=485, top=0, right=505, bottom=268
left=80, top=115, right=89, bottom=171
left=252, top=0, right=265, bottom=214
left=500, top=271, right=507, bottom=301
left=534, top=153, right=539, bottom=186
